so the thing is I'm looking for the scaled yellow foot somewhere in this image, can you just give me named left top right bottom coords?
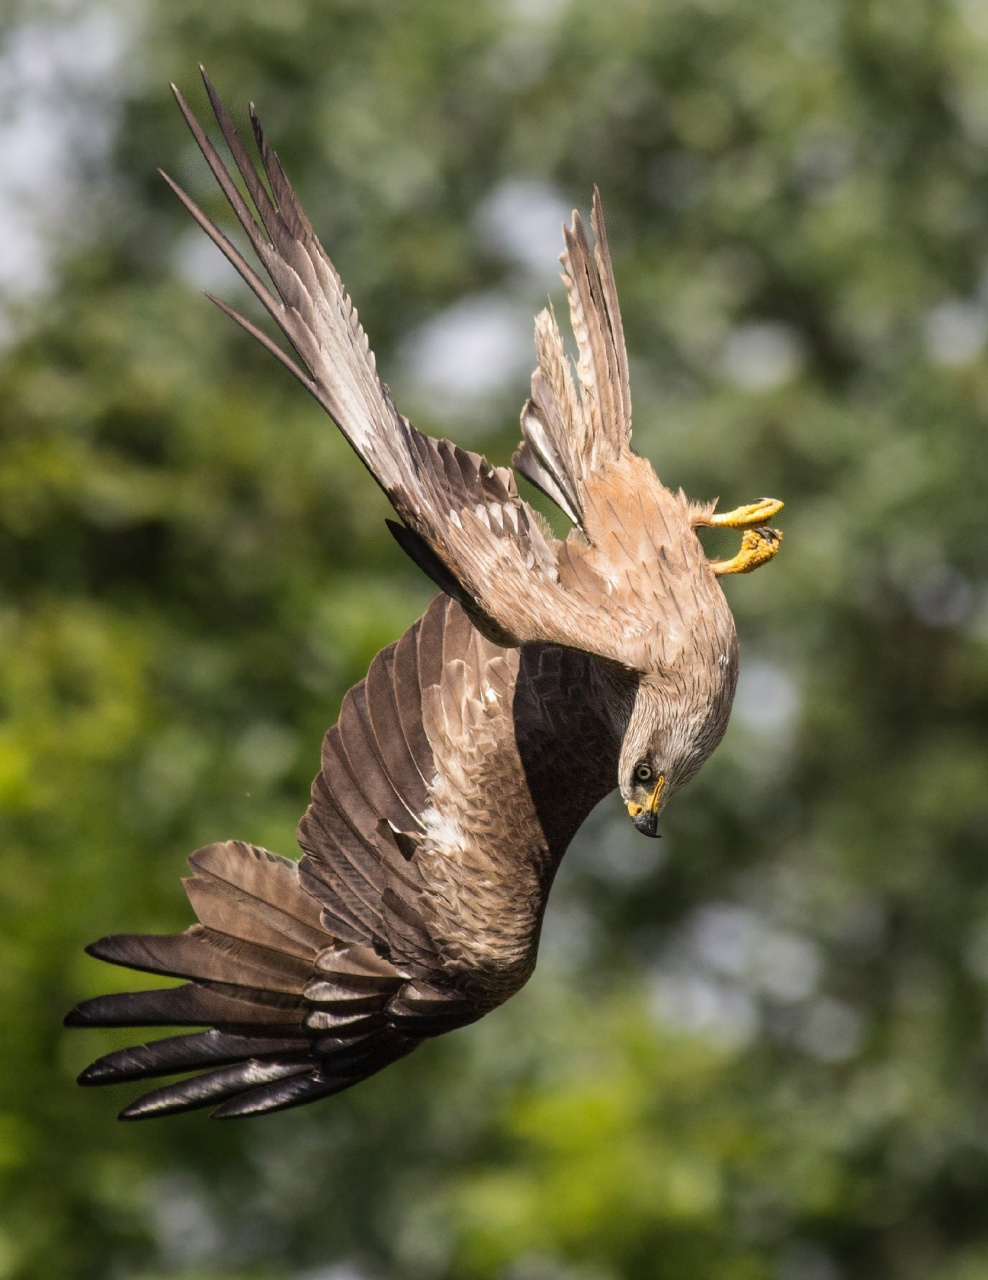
left=704, top=497, right=784, bottom=529
left=709, top=525, right=783, bottom=576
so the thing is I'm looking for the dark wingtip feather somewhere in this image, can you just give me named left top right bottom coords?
left=118, top=1103, right=152, bottom=1122
left=117, top=1059, right=311, bottom=1121
left=78, top=1058, right=122, bottom=1086
left=209, top=1070, right=346, bottom=1119
left=204, top=292, right=318, bottom=398
left=84, top=934, right=142, bottom=968
left=77, top=1029, right=307, bottom=1087
left=168, top=79, right=196, bottom=123
left=62, top=982, right=303, bottom=1030
left=198, top=65, right=219, bottom=108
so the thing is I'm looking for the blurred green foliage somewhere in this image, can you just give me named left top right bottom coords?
left=3, top=0, right=988, bottom=1277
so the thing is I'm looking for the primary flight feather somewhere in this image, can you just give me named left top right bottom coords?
left=66, top=70, right=783, bottom=1121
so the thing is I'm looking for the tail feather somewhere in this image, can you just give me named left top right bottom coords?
left=516, top=191, right=633, bottom=530
left=512, top=438, right=581, bottom=526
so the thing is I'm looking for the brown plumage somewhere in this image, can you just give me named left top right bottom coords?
left=66, top=70, right=783, bottom=1120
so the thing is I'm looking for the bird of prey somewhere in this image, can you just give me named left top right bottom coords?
left=66, top=71, right=783, bottom=1120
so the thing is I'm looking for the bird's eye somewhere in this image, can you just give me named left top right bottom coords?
left=634, top=762, right=653, bottom=784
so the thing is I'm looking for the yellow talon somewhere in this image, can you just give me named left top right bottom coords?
left=705, top=497, right=784, bottom=529
left=700, top=496, right=784, bottom=576
left=709, top=526, right=783, bottom=576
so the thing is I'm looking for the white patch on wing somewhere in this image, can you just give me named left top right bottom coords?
left=418, top=801, right=467, bottom=858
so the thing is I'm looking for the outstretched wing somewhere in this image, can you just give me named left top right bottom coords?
left=67, top=597, right=623, bottom=1119
left=64, top=600, right=510, bottom=1119
left=67, top=841, right=420, bottom=1120
left=165, top=70, right=647, bottom=663
left=513, top=188, right=632, bottom=529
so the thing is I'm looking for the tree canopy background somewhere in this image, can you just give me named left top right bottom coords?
left=2, top=0, right=988, bottom=1277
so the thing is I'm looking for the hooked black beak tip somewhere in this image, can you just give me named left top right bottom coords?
left=632, top=810, right=661, bottom=838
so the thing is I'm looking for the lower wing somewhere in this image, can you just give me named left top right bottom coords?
left=65, top=598, right=624, bottom=1119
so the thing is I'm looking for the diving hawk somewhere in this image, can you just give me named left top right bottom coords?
left=65, top=71, right=783, bottom=1120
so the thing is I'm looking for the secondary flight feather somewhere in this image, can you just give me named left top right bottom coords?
left=66, top=69, right=783, bottom=1120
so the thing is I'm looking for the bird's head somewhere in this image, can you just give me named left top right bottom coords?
left=617, top=658, right=737, bottom=838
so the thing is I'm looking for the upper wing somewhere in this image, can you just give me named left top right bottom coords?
left=513, top=188, right=632, bottom=529
left=165, top=70, right=644, bottom=662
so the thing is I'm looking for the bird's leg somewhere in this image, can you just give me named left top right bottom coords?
left=705, top=497, right=784, bottom=529
left=700, top=497, right=784, bottom=575
left=709, top=526, right=783, bottom=576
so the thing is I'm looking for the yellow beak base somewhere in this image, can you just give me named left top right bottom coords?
left=626, top=774, right=665, bottom=819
